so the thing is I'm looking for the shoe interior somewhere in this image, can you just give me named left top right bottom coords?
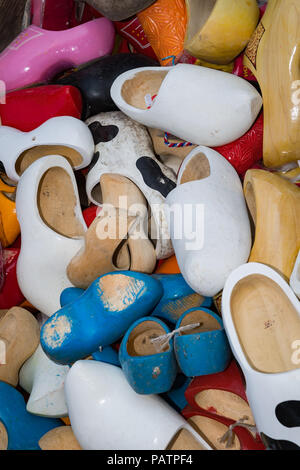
left=121, top=70, right=168, bottom=110
left=37, top=167, right=85, bottom=238
left=178, top=309, right=221, bottom=335
left=127, top=320, right=169, bottom=356
left=166, top=428, right=206, bottom=450
left=15, top=145, right=84, bottom=176
left=180, top=152, right=211, bottom=184
left=188, top=415, right=240, bottom=450
left=231, top=274, right=300, bottom=373
left=185, top=0, right=216, bottom=43
left=195, top=389, right=255, bottom=425
left=0, top=421, right=8, bottom=450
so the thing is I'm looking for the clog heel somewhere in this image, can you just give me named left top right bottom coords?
left=0, top=307, right=40, bottom=386
left=184, top=0, right=259, bottom=64
left=119, top=317, right=177, bottom=394
left=244, top=169, right=300, bottom=280
left=243, top=0, right=300, bottom=167
left=67, top=173, right=156, bottom=289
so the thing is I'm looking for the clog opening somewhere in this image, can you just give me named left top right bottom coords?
left=230, top=274, right=300, bottom=373
left=244, top=180, right=257, bottom=225
left=180, top=152, right=211, bottom=184
left=178, top=310, right=221, bottom=335
left=121, top=70, right=168, bottom=110
left=15, top=145, right=83, bottom=176
left=0, top=421, right=8, bottom=450
left=127, top=320, right=169, bottom=356
left=166, top=428, right=206, bottom=450
left=188, top=415, right=240, bottom=450
left=97, top=273, right=145, bottom=312
left=185, top=0, right=217, bottom=43
left=37, top=167, right=86, bottom=238
left=195, top=389, right=255, bottom=425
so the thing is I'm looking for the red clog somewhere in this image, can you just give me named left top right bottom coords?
left=182, top=406, right=265, bottom=450
left=82, top=205, right=98, bottom=228
left=0, top=85, right=82, bottom=132
left=185, top=360, right=251, bottom=421
left=0, top=248, right=25, bottom=309
left=32, top=0, right=75, bottom=30
left=114, top=17, right=157, bottom=61
left=213, top=112, right=263, bottom=177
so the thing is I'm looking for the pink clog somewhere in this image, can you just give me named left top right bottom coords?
left=0, top=18, right=115, bottom=92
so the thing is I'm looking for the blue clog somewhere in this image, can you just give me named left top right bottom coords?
left=0, top=381, right=62, bottom=450
left=151, top=274, right=212, bottom=324
left=163, top=374, right=191, bottom=412
left=174, top=308, right=231, bottom=377
left=60, top=287, right=85, bottom=307
left=41, top=271, right=163, bottom=365
left=119, top=317, right=177, bottom=394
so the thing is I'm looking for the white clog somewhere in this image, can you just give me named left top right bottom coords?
left=110, top=64, right=262, bottom=147
left=65, top=360, right=211, bottom=450
left=86, top=111, right=177, bottom=259
left=222, top=262, right=300, bottom=448
left=16, top=155, right=87, bottom=316
left=0, top=116, right=95, bottom=181
left=166, top=146, right=251, bottom=297
left=290, top=251, right=300, bottom=299
left=19, top=345, right=69, bottom=418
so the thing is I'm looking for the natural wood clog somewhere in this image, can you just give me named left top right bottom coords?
left=0, top=307, right=40, bottom=386
left=244, top=0, right=300, bottom=167
left=39, top=426, right=82, bottom=451
left=184, top=0, right=259, bottom=64
left=244, top=169, right=300, bottom=280
left=67, top=173, right=157, bottom=289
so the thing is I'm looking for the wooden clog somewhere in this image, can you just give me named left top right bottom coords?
left=67, top=173, right=157, bottom=289
left=0, top=307, right=40, bottom=386
left=0, top=0, right=28, bottom=52
left=85, top=0, right=156, bottom=21
left=184, top=0, right=259, bottom=64
left=244, top=169, right=300, bottom=280
left=39, top=426, right=82, bottom=450
left=137, top=0, right=187, bottom=66
left=0, top=172, right=20, bottom=248
left=244, top=0, right=300, bottom=167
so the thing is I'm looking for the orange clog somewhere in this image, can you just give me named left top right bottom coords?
left=156, top=255, right=181, bottom=274
left=0, top=173, right=20, bottom=248
left=138, top=0, right=187, bottom=66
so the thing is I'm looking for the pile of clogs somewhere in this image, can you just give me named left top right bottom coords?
left=0, top=0, right=300, bottom=452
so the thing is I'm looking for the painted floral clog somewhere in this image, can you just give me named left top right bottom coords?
left=119, top=317, right=177, bottom=394
left=16, top=155, right=87, bottom=316
left=137, top=0, right=187, bottom=66
left=0, top=381, right=62, bottom=450
left=114, top=17, right=157, bottom=60
left=55, top=53, right=158, bottom=120
left=65, top=360, right=211, bottom=450
left=0, top=116, right=95, bottom=182
left=222, top=262, right=300, bottom=449
left=166, top=146, right=251, bottom=297
left=111, top=64, right=262, bottom=147
left=174, top=308, right=231, bottom=377
left=0, top=18, right=115, bottom=91
left=0, top=85, right=82, bottom=131
left=41, top=271, right=163, bottom=365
